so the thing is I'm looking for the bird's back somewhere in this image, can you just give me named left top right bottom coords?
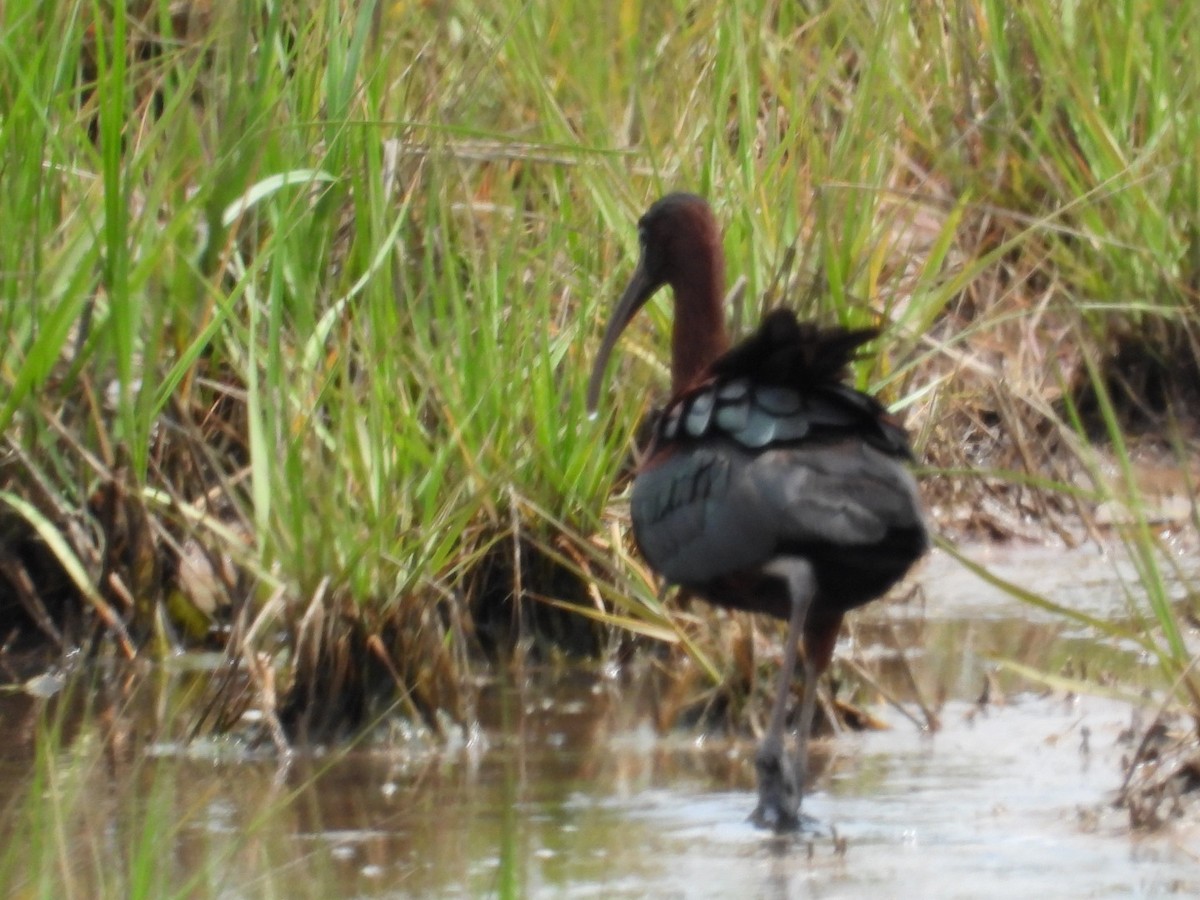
left=630, top=308, right=928, bottom=619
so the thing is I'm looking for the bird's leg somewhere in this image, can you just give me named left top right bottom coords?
left=794, top=635, right=819, bottom=794
left=750, top=559, right=814, bottom=832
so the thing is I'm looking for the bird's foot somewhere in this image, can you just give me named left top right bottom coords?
left=749, top=741, right=802, bottom=832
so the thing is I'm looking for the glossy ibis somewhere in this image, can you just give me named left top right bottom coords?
left=588, top=193, right=928, bottom=831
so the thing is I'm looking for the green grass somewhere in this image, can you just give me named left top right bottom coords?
left=0, top=0, right=1196, bottom=744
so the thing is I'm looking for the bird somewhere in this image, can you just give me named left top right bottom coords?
left=587, top=193, right=929, bottom=831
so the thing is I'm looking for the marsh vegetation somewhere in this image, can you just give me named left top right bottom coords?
left=1, top=0, right=1198, bottom=893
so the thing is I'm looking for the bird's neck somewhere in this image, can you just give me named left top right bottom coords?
left=670, top=255, right=728, bottom=392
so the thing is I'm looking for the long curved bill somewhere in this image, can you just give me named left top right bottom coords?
left=586, top=257, right=661, bottom=414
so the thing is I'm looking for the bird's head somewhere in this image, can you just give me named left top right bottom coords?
left=587, top=193, right=723, bottom=412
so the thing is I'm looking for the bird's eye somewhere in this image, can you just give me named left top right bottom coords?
left=637, top=224, right=648, bottom=247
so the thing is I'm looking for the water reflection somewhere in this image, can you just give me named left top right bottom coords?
left=0, top=546, right=1197, bottom=897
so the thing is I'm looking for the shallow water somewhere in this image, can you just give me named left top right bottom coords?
left=285, top=687, right=1197, bottom=899
left=2, top=545, right=1198, bottom=897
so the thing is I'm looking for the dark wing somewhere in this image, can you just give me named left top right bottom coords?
left=631, top=306, right=925, bottom=600
left=652, top=308, right=913, bottom=459
left=631, top=440, right=926, bottom=598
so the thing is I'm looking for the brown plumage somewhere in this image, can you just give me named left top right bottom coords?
left=589, top=193, right=928, bottom=831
